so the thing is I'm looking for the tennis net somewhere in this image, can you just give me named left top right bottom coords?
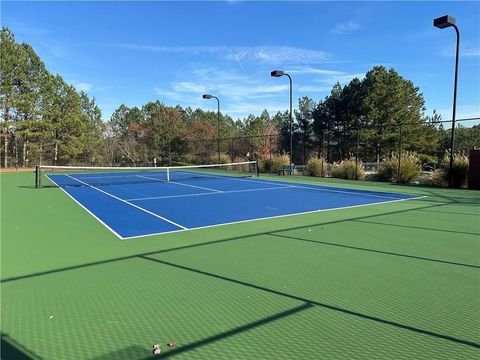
left=35, top=161, right=258, bottom=188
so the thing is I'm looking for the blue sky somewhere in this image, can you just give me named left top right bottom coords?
left=2, top=1, right=479, bottom=124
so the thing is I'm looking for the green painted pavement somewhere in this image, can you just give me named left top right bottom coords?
left=1, top=172, right=479, bottom=359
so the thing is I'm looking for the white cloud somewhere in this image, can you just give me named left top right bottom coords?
left=288, top=66, right=344, bottom=75
left=154, top=88, right=193, bottom=103
left=152, top=67, right=298, bottom=119
left=104, top=43, right=330, bottom=65
left=68, top=81, right=112, bottom=94
left=225, top=46, right=330, bottom=64
left=317, top=73, right=365, bottom=85
left=152, top=65, right=367, bottom=119
left=462, top=48, right=480, bottom=57
left=440, top=42, right=480, bottom=58
left=296, top=85, right=331, bottom=93
left=71, top=82, right=92, bottom=92
left=332, top=21, right=361, bottom=35
left=108, top=44, right=221, bottom=54
left=173, top=82, right=207, bottom=93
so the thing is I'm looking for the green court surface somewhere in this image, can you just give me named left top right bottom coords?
left=1, top=171, right=479, bottom=359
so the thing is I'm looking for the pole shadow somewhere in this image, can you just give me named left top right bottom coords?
left=1, top=202, right=456, bottom=284
left=268, top=233, right=480, bottom=269
left=139, top=256, right=480, bottom=350
left=1, top=333, right=41, bottom=360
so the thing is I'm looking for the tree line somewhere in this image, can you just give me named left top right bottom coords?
left=1, top=27, right=478, bottom=169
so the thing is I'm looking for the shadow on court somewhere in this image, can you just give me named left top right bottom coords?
left=3, top=193, right=480, bottom=358
left=88, top=345, right=151, bottom=360
left=1, top=333, right=40, bottom=360
left=3, top=199, right=477, bottom=285
left=137, top=303, right=314, bottom=359
left=137, top=256, right=480, bottom=351
left=267, top=233, right=480, bottom=269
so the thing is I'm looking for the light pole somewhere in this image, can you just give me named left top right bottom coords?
left=202, top=94, right=221, bottom=164
left=434, top=15, right=460, bottom=188
left=271, top=70, right=293, bottom=174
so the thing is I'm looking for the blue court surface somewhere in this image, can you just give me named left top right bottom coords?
left=47, top=171, right=420, bottom=239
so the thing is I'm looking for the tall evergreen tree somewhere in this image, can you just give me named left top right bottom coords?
left=295, top=96, right=315, bottom=163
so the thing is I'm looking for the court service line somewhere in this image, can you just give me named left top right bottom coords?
left=173, top=172, right=404, bottom=200
left=123, top=195, right=426, bottom=240
left=135, top=174, right=222, bottom=193
left=126, top=185, right=296, bottom=201
left=78, top=173, right=162, bottom=180
left=46, top=175, right=124, bottom=239
left=236, top=178, right=408, bottom=200
left=64, top=174, right=188, bottom=230
left=291, top=184, right=405, bottom=200
left=91, top=177, right=149, bottom=198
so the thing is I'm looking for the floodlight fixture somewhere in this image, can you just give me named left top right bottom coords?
left=434, top=15, right=456, bottom=29
left=271, top=70, right=285, bottom=77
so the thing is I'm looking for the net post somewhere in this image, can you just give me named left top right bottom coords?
left=255, top=161, right=259, bottom=177
left=35, top=165, right=41, bottom=188
left=167, top=167, right=170, bottom=182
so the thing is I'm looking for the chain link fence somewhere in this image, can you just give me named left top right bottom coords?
left=158, top=116, right=479, bottom=187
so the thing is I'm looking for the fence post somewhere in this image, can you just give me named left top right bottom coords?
left=355, top=120, right=360, bottom=180
left=168, top=139, right=172, bottom=166
left=322, top=131, right=326, bottom=177
left=397, top=122, right=403, bottom=183
left=270, top=134, right=273, bottom=162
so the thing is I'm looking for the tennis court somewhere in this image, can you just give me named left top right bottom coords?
left=1, top=170, right=479, bottom=360
left=41, top=162, right=420, bottom=239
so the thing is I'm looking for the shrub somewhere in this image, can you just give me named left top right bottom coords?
left=171, top=161, right=192, bottom=167
left=376, top=160, right=395, bottom=182
left=440, top=154, right=469, bottom=188
left=260, top=158, right=273, bottom=173
left=266, top=154, right=290, bottom=173
left=306, top=156, right=329, bottom=177
left=420, top=169, right=447, bottom=187
left=331, top=159, right=365, bottom=180
left=417, top=153, right=437, bottom=171
left=218, top=153, right=231, bottom=164
left=377, top=152, right=421, bottom=183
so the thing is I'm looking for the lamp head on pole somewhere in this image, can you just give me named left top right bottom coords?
left=434, top=15, right=456, bottom=29
left=202, top=94, right=213, bottom=99
left=271, top=70, right=285, bottom=77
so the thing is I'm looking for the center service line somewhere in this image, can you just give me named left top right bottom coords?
left=64, top=174, right=188, bottom=230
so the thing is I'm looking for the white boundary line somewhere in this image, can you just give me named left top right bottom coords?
left=92, top=177, right=149, bottom=198
left=170, top=180, right=223, bottom=192
left=136, top=174, right=222, bottom=193
left=126, top=185, right=296, bottom=201
left=122, top=195, right=427, bottom=240
left=178, top=173, right=408, bottom=200
left=247, top=176, right=418, bottom=197
left=46, top=175, right=124, bottom=239
left=290, top=184, right=403, bottom=199
left=64, top=174, right=188, bottom=231
left=239, top=178, right=406, bottom=200
left=47, top=173, right=426, bottom=241
left=76, top=173, right=165, bottom=180
left=173, top=174, right=405, bottom=200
